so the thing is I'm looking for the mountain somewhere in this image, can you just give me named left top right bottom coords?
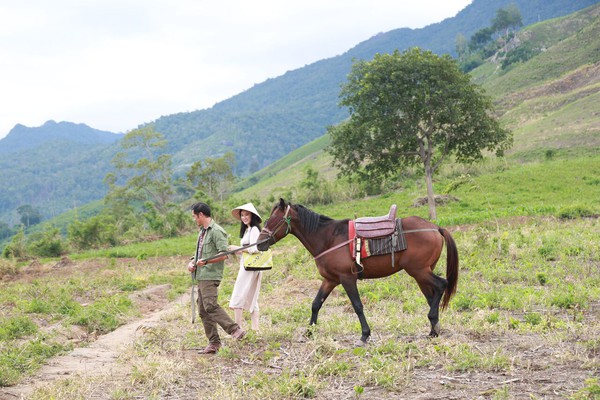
left=154, top=0, right=599, bottom=176
left=0, top=120, right=123, bottom=155
left=0, top=121, right=122, bottom=225
left=0, top=0, right=597, bottom=225
left=233, top=2, right=600, bottom=201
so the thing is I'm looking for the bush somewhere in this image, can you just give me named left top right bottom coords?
left=2, top=227, right=27, bottom=259
left=0, top=258, right=19, bottom=278
left=27, top=228, right=67, bottom=257
left=0, top=315, right=38, bottom=340
left=68, top=216, right=118, bottom=250
left=557, top=205, right=596, bottom=220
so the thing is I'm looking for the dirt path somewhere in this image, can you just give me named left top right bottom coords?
left=0, top=285, right=187, bottom=399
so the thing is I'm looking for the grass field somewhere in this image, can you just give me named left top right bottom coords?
left=1, top=153, right=599, bottom=399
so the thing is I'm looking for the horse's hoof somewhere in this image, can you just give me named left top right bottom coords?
left=428, top=322, right=441, bottom=338
left=354, top=339, right=367, bottom=347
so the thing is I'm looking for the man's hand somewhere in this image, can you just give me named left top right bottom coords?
left=187, top=260, right=197, bottom=272
left=196, top=259, right=208, bottom=267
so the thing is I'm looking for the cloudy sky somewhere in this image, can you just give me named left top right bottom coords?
left=0, top=0, right=472, bottom=139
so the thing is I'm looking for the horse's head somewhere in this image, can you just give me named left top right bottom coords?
left=257, top=198, right=292, bottom=251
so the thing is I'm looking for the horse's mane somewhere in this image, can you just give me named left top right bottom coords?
left=295, top=204, right=333, bottom=234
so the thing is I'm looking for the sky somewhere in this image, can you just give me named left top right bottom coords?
left=0, top=0, right=472, bottom=139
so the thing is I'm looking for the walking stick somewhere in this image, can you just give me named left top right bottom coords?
left=190, top=271, right=196, bottom=324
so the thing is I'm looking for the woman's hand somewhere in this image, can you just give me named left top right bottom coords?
left=228, top=245, right=243, bottom=255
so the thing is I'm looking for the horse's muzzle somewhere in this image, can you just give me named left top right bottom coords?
left=257, top=238, right=271, bottom=251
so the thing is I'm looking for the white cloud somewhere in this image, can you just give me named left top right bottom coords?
left=0, top=0, right=472, bottom=137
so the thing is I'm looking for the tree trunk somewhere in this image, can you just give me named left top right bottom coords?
left=425, top=164, right=437, bottom=221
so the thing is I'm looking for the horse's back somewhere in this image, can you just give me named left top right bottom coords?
left=400, top=215, right=438, bottom=230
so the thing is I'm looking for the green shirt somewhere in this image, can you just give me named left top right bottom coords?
left=195, top=219, right=229, bottom=281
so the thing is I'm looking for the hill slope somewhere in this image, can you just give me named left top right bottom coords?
left=156, top=0, right=599, bottom=176
left=232, top=3, right=600, bottom=203
left=0, top=0, right=597, bottom=225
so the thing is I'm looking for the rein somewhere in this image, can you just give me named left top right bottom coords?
left=198, top=238, right=269, bottom=263
left=199, top=205, right=292, bottom=263
left=313, top=227, right=439, bottom=260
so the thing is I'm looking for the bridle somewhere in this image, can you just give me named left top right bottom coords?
left=260, top=204, right=292, bottom=245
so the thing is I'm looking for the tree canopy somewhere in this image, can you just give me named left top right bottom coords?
left=327, top=47, right=512, bottom=219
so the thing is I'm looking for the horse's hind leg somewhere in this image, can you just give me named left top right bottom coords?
left=412, top=271, right=448, bottom=337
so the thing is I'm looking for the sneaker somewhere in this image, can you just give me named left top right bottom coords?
left=231, top=327, right=246, bottom=340
left=198, top=342, right=221, bottom=354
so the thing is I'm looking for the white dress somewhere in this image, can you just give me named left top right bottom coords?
left=229, top=226, right=263, bottom=312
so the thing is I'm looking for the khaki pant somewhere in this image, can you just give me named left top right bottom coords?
left=197, top=280, right=239, bottom=344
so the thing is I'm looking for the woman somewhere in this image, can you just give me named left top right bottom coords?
left=228, top=203, right=263, bottom=331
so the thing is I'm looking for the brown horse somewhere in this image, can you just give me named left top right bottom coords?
left=257, top=198, right=459, bottom=344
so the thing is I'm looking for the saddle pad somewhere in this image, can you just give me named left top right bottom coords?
left=349, top=220, right=407, bottom=259
left=365, top=219, right=407, bottom=257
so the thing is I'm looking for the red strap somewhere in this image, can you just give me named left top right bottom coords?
left=349, top=220, right=356, bottom=256
left=348, top=221, right=367, bottom=259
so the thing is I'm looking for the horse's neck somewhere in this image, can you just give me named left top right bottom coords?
left=292, top=220, right=340, bottom=257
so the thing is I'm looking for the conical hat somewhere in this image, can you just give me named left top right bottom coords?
left=231, top=202, right=262, bottom=223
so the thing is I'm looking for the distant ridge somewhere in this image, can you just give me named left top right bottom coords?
left=0, top=120, right=123, bottom=155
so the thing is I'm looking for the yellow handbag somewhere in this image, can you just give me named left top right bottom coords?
left=243, top=249, right=273, bottom=271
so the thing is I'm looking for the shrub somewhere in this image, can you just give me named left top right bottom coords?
left=2, top=227, right=27, bottom=259
left=557, top=205, right=596, bottom=220
left=0, top=315, right=38, bottom=340
left=0, top=258, right=19, bottom=278
left=27, top=228, right=67, bottom=257
left=68, top=216, right=118, bottom=250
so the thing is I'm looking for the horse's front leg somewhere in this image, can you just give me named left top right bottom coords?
left=340, top=277, right=371, bottom=344
left=310, top=279, right=338, bottom=326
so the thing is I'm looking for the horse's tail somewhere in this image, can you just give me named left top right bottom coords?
left=439, top=228, right=459, bottom=310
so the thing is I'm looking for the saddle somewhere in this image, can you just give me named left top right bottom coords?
left=355, top=205, right=397, bottom=238
left=352, top=205, right=399, bottom=271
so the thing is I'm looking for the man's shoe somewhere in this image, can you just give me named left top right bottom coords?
left=198, top=342, right=221, bottom=354
left=231, top=327, right=246, bottom=340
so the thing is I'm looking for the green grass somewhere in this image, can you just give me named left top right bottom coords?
left=3, top=213, right=598, bottom=398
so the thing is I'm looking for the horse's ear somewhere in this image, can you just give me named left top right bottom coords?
left=278, top=198, right=286, bottom=209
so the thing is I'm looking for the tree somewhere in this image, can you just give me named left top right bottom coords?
left=468, top=27, right=494, bottom=52
left=105, top=125, right=174, bottom=213
left=492, top=4, right=523, bottom=39
left=327, top=48, right=512, bottom=220
left=104, top=125, right=183, bottom=237
left=186, top=152, right=236, bottom=202
left=17, top=205, right=42, bottom=228
left=0, top=221, right=15, bottom=240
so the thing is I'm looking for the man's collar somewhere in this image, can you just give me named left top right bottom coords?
left=202, top=218, right=214, bottom=230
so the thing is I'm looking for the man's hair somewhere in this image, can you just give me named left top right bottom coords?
left=191, top=202, right=211, bottom=217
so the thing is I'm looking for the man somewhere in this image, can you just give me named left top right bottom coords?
left=188, top=202, right=245, bottom=354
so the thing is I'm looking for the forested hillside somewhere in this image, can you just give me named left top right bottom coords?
left=0, top=0, right=597, bottom=227
left=0, top=122, right=122, bottom=226
left=233, top=2, right=600, bottom=202
left=155, top=0, right=598, bottom=176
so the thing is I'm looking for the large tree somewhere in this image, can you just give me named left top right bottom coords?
left=186, top=152, right=236, bottom=202
left=105, top=125, right=174, bottom=213
left=103, top=125, right=186, bottom=237
left=327, top=47, right=512, bottom=220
